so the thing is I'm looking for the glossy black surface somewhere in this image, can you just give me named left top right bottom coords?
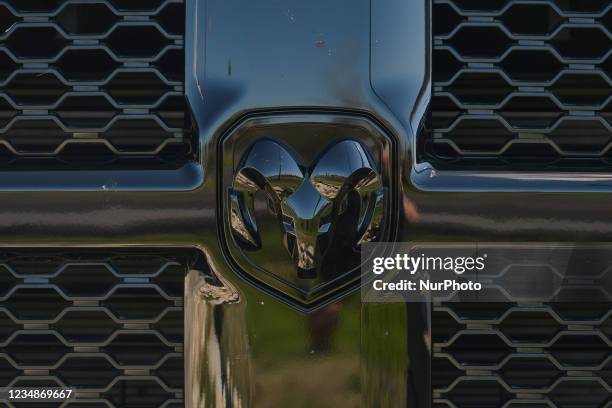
left=222, top=114, right=393, bottom=307
left=2, top=0, right=611, bottom=407
left=231, top=138, right=383, bottom=275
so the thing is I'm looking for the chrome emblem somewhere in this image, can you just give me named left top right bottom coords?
left=229, top=139, right=384, bottom=279
left=220, top=114, right=393, bottom=306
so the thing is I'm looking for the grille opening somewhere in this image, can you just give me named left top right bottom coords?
left=548, top=121, right=611, bottom=153
left=500, top=358, right=562, bottom=388
left=426, top=0, right=612, bottom=170
left=105, top=72, right=173, bottom=105
left=14, top=379, right=62, bottom=389
left=602, top=316, right=612, bottom=337
left=558, top=0, right=610, bottom=13
left=151, top=264, right=186, bottom=297
left=56, top=49, right=119, bottom=81
left=499, top=50, right=564, bottom=81
left=551, top=74, right=611, bottom=106
left=5, top=120, right=66, bottom=153
left=0, top=269, right=17, bottom=295
left=6, top=333, right=70, bottom=365
left=154, top=356, right=183, bottom=389
left=551, top=302, right=610, bottom=323
left=429, top=118, right=515, bottom=155
left=6, top=26, right=68, bottom=59
left=6, top=73, right=68, bottom=106
left=498, top=311, right=561, bottom=342
left=432, top=4, right=461, bottom=35
left=447, top=26, right=512, bottom=58
left=0, top=0, right=192, bottom=170
left=499, top=97, right=563, bottom=128
left=0, top=313, right=18, bottom=342
left=430, top=96, right=461, bottom=129
left=604, top=13, right=612, bottom=30
left=112, top=0, right=168, bottom=11
left=6, top=1, right=64, bottom=13
left=432, top=310, right=463, bottom=343
left=105, top=379, right=176, bottom=407
left=6, top=254, right=66, bottom=276
left=549, top=381, right=610, bottom=408
left=0, top=248, right=194, bottom=407
left=55, top=264, right=119, bottom=297
left=433, top=302, right=612, bottom=408
left=56, top=96, right=117, bottom=128
left=449, top=0, right=506, bottom=11
left=105, top=287, right=175, bottom=319
left=55, top=311, right=119, bottom=342
left=0, top=358, right=19, bottom=387
left=59, top=357, right=120, bottom=388
left=58, top=142, right=115, bottom=165
left=4, top=119, right=68, bottom=156
left=157, top=95, right=189, bottom=128
left=0, top=52, right=17, bottom=81
left=104, top=119, right=176, bottom=150
left=155, top=49, right=186, bottom=83
left=445, top=333, right=510, bottom=365
left=447, top=73, right=513, bottom=105
left=432, top=357, right=463, bottom=389
left=548, top=334, right=609, bottom=365
left=5, top=287, right=70, bottom=319
left=439, top=379, right=512, bottom=407
left=156, top=3, right=185, bottom=36
left=432, top=50, right=462, bottom=82
left=500, top=4, right=563, bottom=35
left=154, top=310, right=183, bottom=343
left=108, top=255, right=171, bottom=275
left=104, top=333, right=174, bottom=365
left=56, top=4, right=119, bottom=35
left=551, top=28, right=611, bottom=59
left=106, top=26, right=172, bottom=58
left=0, top=6, right=17, bottom=32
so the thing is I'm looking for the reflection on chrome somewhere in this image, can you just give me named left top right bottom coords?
left=295, top=237, right=317, bottom=271
left=185, top=268, right=251, bottom=407
left=230, top=139, right=385, bottom=278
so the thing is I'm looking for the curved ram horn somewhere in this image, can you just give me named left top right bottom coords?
left=310, top=140, right=384, bottom=245
left=230, top=140, right=303, bottom=249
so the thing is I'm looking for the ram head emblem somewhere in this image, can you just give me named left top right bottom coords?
left=229, top=139, right=384, bottom=279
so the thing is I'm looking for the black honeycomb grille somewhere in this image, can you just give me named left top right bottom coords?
left=0, top=249, right=193, bottom=407
left=427, top=0, right=612, bottom=169
left=432, top=302, right=612, bottom=408
left=0, top=0, right=191, bottom=170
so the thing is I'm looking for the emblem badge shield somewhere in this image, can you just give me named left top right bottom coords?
left=220, top=114, right=394, bottom=307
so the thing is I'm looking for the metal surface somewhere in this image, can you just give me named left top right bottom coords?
left=222, top=114, right=393, bottom=307
left=181, top=0, right=430, bottom=405
left=230, top=138, right=384, bottom=274
left=0, top=0, right=609, bottom=407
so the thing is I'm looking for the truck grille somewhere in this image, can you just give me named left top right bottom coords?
left=427, top=0, right=612, bottom=169
left=0, top=249, right=192, bottom=407
left=0, top=0, right=191, bottom=170
left=432, top=302, right=612, bottom=407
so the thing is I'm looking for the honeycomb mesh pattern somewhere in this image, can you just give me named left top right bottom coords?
left=0, top=249, right=191, bottom=407
left=428, top=0, right=612, bottom=169
left=432, top=302, right=612, bottom=408
left=0, top=0, right=191, bottom=169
